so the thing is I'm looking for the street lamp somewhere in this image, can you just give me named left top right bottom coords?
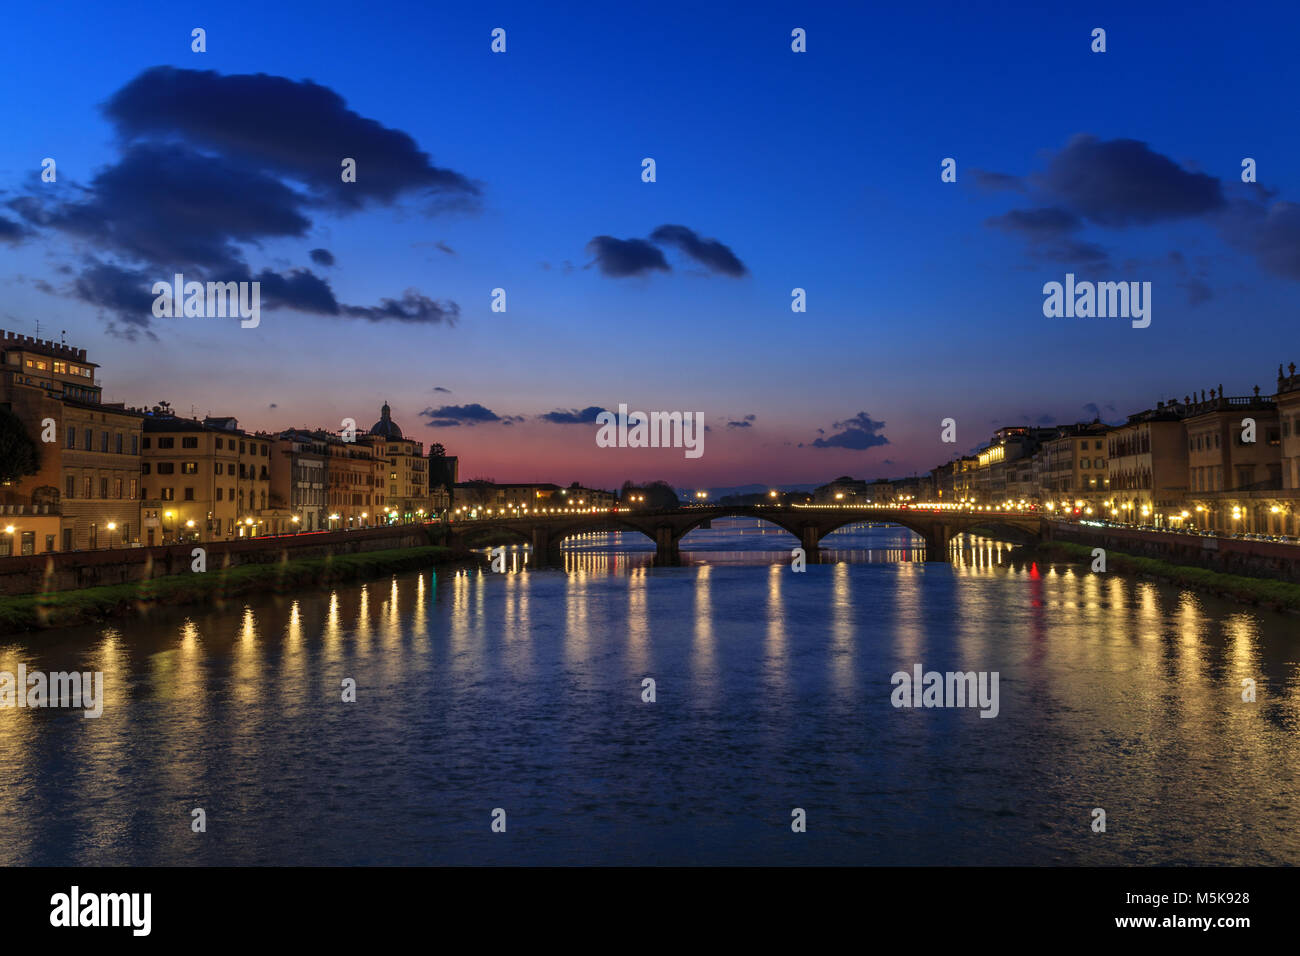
left=106, top=521, right=117, bottom=549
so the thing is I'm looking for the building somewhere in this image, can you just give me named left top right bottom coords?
left=427, top=446, right=458, bottom=515
left=813, top=476, right=871, bottom=504
left=973, top=427, right=1057, bottom=505
left=1105, top=401, right=1189, bottom=527
left=360, top=403, right=430, bottom=522
left=454, top=481, right=561, bottom=515
left=1036, top=422, right=1110, bottom=513
left=1183, top=386, right=1281, bottom=532
left=271, top=429, right=329, bottom=531
left=141, top=414, right=288, bottom=545
left=0, top=330, right=143, bottom=552
left=320, top=432, right=379, bottom=528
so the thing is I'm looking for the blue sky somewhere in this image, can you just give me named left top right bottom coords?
left=2, top=0, right=1297, bottom=488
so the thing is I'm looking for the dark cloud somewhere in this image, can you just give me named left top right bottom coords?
left=17, top=143, right=310, bottom=273
left=7, top=68, right=469, bottom=329
left=420, top=403, right=508, bottom=427
left=71, top=260, right=160, bottom=338
left=649, top=224, right=748, bottom=277
left=986, top=207, right=1081, bottom=240
left=539, top=406, right=607, bottom=425
left=810, top=412, right=889, bottom=450
left=269, top=403, right=278, bottom=409
left=431, top=386, right=451, bottom=393
left=1179, top=277, right=1214, bottom=306
left=586, top=236, right=670, bottom=277
left=341, top=288, right=458, bottom=324
left=970, top=169, right=1025, bottom=193
left=726, top=414, right=757, bottom=429
left=1219, top=198, right=1300, bottom=280
left=104, top=66, right=479, bottom=212
left=1037, top=135, right=1225, bottom=226
left=986, top=207, right=1108, bottom=266
left=0, top=216, right=27, bottom=243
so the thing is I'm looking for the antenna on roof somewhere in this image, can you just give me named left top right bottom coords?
left=35, top=320, right=40, bottom=338
left=61, top=330, right=66, bottom=345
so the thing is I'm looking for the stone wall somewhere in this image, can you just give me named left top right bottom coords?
left=0, top=524, right=444, bottom=596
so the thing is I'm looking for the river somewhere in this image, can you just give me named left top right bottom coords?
left=1, top=519, right=1297, bottom=865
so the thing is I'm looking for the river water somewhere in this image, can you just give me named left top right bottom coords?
left=1, top=519, right=1297, bottom=865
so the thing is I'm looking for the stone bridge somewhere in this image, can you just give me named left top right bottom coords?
left=448, top=505, right=1047, bottom=565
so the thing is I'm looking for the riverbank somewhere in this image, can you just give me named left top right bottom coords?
left=1020, top=540, right=1300, bottom=614
left=0, top=544, right=473, bottom=635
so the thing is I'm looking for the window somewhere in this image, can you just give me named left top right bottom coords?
left=216, top=488, right=224, bottom=501
left=83, top=431, right=92, bottom=450
left=128, top=479, right=137, bottom=499
left=158, top=437, right=175, bottom=449
left=66, top=426, right=75, bottom=449
left=215, top=462, right=223, bottom=475
left=115, top=433, right=123, bottom=454
left=182, top=436, right=198, bottom=448
left=88, top=523, right=97, bottom=550
left=229, top=487, right=235, bottom=500
left=181, top=462, right=198, bottom=475
left=239, top=441, right=246, bottom=454
left=160, top=488, right=175, bottom=501
left=20, top=532, right=34, bottom=556
left=156, top=462, right=175, bottom=475
left=65, top=475, right=75, bottom=499
left=100, top=431, right=109, bottom=452
left=215, top=438, right=223, bottom=450
left=131, top=435, right=139, bottom=455
left=142, top=437, right=151, bottom=449
left=62, top=528, right=72, bottom=552
left=100, top=477, right=109, bottom=498
left=114, top=478, right=122, bottom=499
left=184, top=487, right=195, bottom=501
left=83, top=476, right=92, bottom=498
left=142, top=463, right=151, bottom=475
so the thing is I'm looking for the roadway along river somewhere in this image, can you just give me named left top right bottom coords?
left=1, top=519, right=1297, bottom=865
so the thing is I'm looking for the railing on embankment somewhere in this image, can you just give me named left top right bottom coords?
left=1047, top=521, right=1300, bottom=583
left=0, top=524, right=446, bottom=596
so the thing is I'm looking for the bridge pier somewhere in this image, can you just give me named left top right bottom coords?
left=654, top=525, right=681, bottom=566
left=922, top=524, right=953, bottom=562
left=800, top=525, right=822, bottom=562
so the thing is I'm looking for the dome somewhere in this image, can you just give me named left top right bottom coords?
left=369, top=402, right=404, bottom=439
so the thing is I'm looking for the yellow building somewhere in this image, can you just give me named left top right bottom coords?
left=0, top=329, right=143, bottom=551
left=141, top=415, right=287, bottom=544
left=360, top=403, right=430, bottom=522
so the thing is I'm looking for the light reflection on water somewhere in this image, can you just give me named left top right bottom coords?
left=0, top=519, right=1297, bottom=865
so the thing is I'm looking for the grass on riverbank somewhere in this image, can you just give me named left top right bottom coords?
left=1025, top=540, right=1300, bottom=612
left=0, top=545, right=466, bottom=635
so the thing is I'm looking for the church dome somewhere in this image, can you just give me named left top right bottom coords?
left=370, top=402, right=404, bottom=439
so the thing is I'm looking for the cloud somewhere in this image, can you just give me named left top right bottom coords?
left=539, top=406, right=607, bottom=425
left=1037, top=135, right=1225, bottom=226
left=1179, top=277, right=1214, bottom=306
left=0, top=216, right=27, bottom=243
left=6, top=68, right=469, bottom=329
left=809, top=412, right=889, bottom=450
left=431, top=386, right=451, bottom=393
left=726, top=414, right=757, bottom=429
left=986, top=207, right=1082, bottom=240
left=1219, top=198, right=1300, bottom=280
left=103, top=66, right=479, bottom=212
left=970, top=169, right=1025, bottom=193
left=649, top=224, right=748, bottom=277
left=585, top=236, right=670, bottom=277
left=269, top=403, right=278, bottom=409
left=419, top=403, right=518, bottom=427
left=986, top=207, right=1108, bottom=266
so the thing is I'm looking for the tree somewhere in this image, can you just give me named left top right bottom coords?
left=0, top=408, right=40, bottom=484
left=428, top=442, right=446, bottom=458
